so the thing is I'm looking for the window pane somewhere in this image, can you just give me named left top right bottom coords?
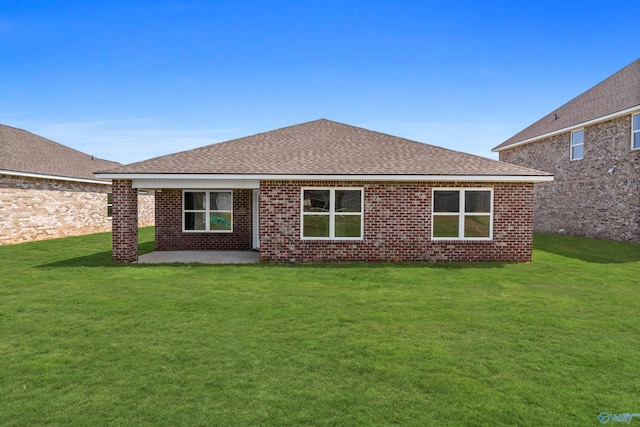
left=464, top=215, right=490, bottom=238
left=434, top=191, right=459, bottom=213
left=465, top=191, right=491, bottom=213
left=335, top=190, right=361, bottom=212
left=433, top=215, right=459, bottom=237
left=571, top=130, right=584, bottom=145
left=571, top=144, right=583, bottom=159
left=303, top=190, right=330, bottom=212
left=634, top=114, right=640, bottom=131
left=185, top=212, right=206, bottom=230
left=107, top=206, right=113, bottom=217
left=210, top=212, right=232, bottom=231
left=185, top=192, right=205, bottom=210
left=303, top=214, right=330, bottom=237
left=335, top=215, right=361, bottom=238
left=107, top=193, right=113, bottom=204
left=211, top=192, right=232, bottom=210
left=635, top=133, right=640, bottom=149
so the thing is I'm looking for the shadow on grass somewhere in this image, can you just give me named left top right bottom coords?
left=534, top=233, right=640, bottom=264
left=34, top=232, right=640, bottom=268
left=36, top=241, right=157, bottom=268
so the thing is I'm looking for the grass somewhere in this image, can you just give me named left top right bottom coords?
left=1, top=228, right=640, bottom=426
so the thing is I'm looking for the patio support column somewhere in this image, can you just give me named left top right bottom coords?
left=112, top=179, right=138, bottom=262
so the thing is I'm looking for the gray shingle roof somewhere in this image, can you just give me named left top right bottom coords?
left=0, top=124, right=120, bottom=181
left=494, top=59, right=640, bottom=151
left=100, top=119, right=549, bottom=177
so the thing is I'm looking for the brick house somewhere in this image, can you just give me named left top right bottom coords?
left=493, top=59, right=640, bottom=243
left=97, top=119, right=552, bottom=263
left=0, top=124, right=155, bottom=245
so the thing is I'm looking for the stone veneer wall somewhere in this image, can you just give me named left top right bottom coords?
left=499, top=115, right=640, bottom=243
left=137, top=191, right=155, bottom=227
left=0, top=175, right=156, bottom=245
left=1, top=174, right=110, bottom=245
left=155, top=189, right=252, bottom=251
left=258, top=180, right=534, bottom=263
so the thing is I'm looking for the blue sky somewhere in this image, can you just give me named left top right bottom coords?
left=1, top=1, right=638, bottom=164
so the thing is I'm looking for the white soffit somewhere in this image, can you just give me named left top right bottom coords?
left=132, top=178, right=261, bottom=189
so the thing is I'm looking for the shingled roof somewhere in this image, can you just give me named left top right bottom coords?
left=99, top=119, right=550, bottom=178
left=0, top=124, right=120, bottom=182
left=494, top=58, right=640, bottom=151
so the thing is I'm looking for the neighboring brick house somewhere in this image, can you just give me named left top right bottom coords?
left=98, top=119, right=551, bottom=263
left=0, top=124, right=155, bottom=245
left=493, top=59, right=640, bottom=243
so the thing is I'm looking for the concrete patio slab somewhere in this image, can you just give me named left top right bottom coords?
left=137, top=251, right=259, bottom=264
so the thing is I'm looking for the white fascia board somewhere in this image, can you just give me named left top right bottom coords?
left=1, top=169, right=112, bottom=185
left=493, top=105, right=640, bottom=152
left=97, top=173, right=554, bottom=183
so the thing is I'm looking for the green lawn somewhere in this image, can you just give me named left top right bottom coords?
left=1, top=228, right=639, bottom=426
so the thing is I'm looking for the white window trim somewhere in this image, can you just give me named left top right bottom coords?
left=182, top=189, right=233, bottom=233
left=300, top=187, right=364, bottom=240
left=570, top=129, right=584, bottom=160
left=432, top=188, right=493, bottom=241
left=632, top=113, right=640, bottom=150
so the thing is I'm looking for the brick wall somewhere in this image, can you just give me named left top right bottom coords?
left=112, top=180, right=139, bottom=262
left=0, top=175, right=156, bottom=245
left=155, top=189, right=253, bottom=251
left=258, top=180, right=534, bottom=263
left=0, top=174, right=113, bottom=245
left=500, top=115, right=640, bottom=243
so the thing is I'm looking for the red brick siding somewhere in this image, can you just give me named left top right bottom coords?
left=112, top=180, right=138, bottom=262
left=259, top=180, right=533, bottom=263
left=155, top=189, right=252, bottom=251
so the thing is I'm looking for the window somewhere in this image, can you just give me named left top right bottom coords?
left=107, top=193, right=113, bottom=218
left=432, top=189, right=492, bottom=240
left=633, top=114, right=640, bottom=150
left=301, top=188, right=363, bottom=239
left=183, top=190, right=233, bottom=232
left=570, top=129, right=584, bottom=160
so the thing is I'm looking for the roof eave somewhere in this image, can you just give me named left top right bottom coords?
left=95, top=172, right=554, bottom=183
left=1, top=169, right=112, bottom=185
left=493, top=105, right=640, bottom=152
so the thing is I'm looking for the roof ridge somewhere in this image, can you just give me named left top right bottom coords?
left=97, top=119, right=551, bottom=178
left=103, top=118, right=343, bottom=170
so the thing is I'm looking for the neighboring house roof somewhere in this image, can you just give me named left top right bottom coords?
left=494, top=58, right=640, bottom=152
left=98, top=119, right=551, bottom=181
left=0, top=124, right=120, bottom=183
